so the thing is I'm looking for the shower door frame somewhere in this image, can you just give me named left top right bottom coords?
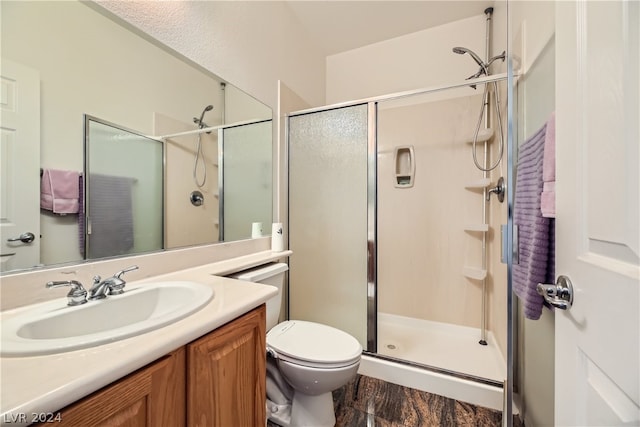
left=286, top=71, right=511, bottom=387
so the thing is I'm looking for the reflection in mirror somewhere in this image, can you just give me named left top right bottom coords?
left=221, top=120, right=273, bottom=241
left=85, top=116, right=163, bottom=259
left=0, top=0, right=273, bottom=274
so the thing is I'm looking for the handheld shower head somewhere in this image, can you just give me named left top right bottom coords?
left=452, top=47, right=486, bottom=71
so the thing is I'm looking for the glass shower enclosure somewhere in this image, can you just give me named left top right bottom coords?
left=288, top=79, right=510, bottom=392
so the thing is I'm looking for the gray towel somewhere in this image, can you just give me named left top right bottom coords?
left=513, top=123, right=555, bottom=320
left=87, top=174, right=134, bottom=259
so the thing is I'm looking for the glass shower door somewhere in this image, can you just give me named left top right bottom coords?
left=288, top=104, right=371, bottom=349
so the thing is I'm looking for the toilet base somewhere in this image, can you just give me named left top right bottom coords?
left=291, top=391, right=336, bottom=427
left=267, top=391, right=336, bottom=427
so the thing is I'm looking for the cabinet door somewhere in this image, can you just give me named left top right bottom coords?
left=41, top=348, right=185, bottom=427
left=187, top=305, right=266, bottom=427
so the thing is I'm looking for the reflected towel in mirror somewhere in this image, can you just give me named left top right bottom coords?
left=40, top=168, right=80, bottom=214
left=87, top=174, right=134, bottom=259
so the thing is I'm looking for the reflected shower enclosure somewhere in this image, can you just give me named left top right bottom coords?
left=84, top=116, right=164, bottom=259
left=219, top=119, right=273, bottom=242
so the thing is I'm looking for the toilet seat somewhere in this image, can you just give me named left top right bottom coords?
left=267, top=320, right=362, bottom=369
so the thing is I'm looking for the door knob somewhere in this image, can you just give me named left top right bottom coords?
left=536, top=275, right=574, bottom=310
left=7, top=232, right=36, bottom=244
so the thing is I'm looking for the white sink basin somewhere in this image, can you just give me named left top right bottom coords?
left=1, top=281, right=214, bottom=357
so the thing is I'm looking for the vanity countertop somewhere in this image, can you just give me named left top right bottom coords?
left=0, top=250, right=290, bottom=426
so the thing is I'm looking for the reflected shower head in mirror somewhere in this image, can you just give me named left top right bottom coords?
left=194, top=104, right=214, bottom=129
left=193, top=104, right=214, bottom=188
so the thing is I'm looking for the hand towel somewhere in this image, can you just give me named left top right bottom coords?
left=541, top=112, right=556, bottom=218
left=40, top=169, right=80, bottom=214
left=513, top=122, right=555, bottom=320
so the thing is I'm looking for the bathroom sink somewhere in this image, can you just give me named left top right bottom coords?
left=1, top=281, right=214, bottom=357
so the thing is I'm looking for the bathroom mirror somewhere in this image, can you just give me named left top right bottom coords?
left=0, top=1, right=272, bottom=273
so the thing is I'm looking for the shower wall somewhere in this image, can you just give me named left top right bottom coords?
left=377, top=91, right=499, bottom=330
left=154, top=114, right=220, bottom=249
left=326, top=14, right=487, bottom=104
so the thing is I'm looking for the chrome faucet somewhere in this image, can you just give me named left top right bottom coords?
left=46, top=280, right=87, bottom=306
left=88, top=265, right=139, bottom=301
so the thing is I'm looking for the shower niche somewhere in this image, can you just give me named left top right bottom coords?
left=393, top=145, right=415, bottom=188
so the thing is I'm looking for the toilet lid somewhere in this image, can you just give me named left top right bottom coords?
left=267, top=320, right=362, bottom=367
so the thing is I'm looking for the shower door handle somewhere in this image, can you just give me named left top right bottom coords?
left=536, top=275, right=574, bottom=310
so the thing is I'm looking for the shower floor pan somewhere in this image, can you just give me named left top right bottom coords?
left=376, top=312, right=506, bottom=382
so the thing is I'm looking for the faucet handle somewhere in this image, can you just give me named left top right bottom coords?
left=46, top=280, right=87, bottom=306
left=110, top=265, right=139, bottom=295
left=115, top=265, right=139, bottom=279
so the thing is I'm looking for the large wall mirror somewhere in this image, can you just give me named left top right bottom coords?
left=0, top=1, right=272, bottom=274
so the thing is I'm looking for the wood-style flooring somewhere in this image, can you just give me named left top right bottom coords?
left=268, top=374, right=519, bottom=426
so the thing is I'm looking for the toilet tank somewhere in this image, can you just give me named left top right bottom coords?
left=228, top=262, right=288, bottom=330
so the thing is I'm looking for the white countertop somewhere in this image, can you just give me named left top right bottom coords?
left=0, top=251, right=290, bottom=426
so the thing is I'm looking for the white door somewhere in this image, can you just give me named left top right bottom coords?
left=0, top=60, right=41, bottom=272
left=555, top=1, right=639, bottom=425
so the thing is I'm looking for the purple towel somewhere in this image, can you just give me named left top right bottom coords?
left=513, top=122, right=555, bottom=320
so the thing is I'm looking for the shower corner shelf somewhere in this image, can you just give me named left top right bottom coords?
left=463, top=267, right=487, bottom=281
left=464, top=224, right=489, bottom=232
left=464, top=178, right=491, bottom=190
left=463, top=128, right=494, bottom=144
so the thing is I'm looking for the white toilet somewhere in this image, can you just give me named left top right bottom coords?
left=230, top=262, right=362, bottom=427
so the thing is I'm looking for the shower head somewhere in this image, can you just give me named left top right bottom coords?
left=194, top=104, right=214, bottom=129
left=452, top=46, right=486, bottom=71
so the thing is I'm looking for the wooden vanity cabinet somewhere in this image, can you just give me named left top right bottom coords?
left=43, top=348, right=186, bottom=427
left=37, top=305, right=266, bottom=427
left=187, top=304, right=266, bottom=427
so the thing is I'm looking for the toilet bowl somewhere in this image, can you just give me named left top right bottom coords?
left=229, top=263, right=362, bottom=427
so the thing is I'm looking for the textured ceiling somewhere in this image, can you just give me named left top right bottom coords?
left=285, top=1, right=495, bottom=56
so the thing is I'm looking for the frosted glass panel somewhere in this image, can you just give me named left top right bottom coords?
left=288, top=105, right=369, bottom=347
left=86, top=118, right=163, bottom=259
left=222, top=120, right=272, bottom=241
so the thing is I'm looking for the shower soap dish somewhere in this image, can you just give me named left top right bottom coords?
left=393, top=145, right=415, bottom=188
left=464, top=178, right=491, bottom=190
left=464, top=224, right=489, bottom=232
left=463, top=267, right=487, bottom=280
left=462, top=128, right=494, bottom=144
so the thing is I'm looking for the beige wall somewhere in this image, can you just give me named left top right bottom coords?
left=326, top=14, right=487, bottom=104
left=96, top=0, right=327, bottom=109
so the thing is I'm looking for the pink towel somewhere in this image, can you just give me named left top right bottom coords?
left=40, top=169, right=80, bottom=214
left=541, top=112, right=556, bottom=218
